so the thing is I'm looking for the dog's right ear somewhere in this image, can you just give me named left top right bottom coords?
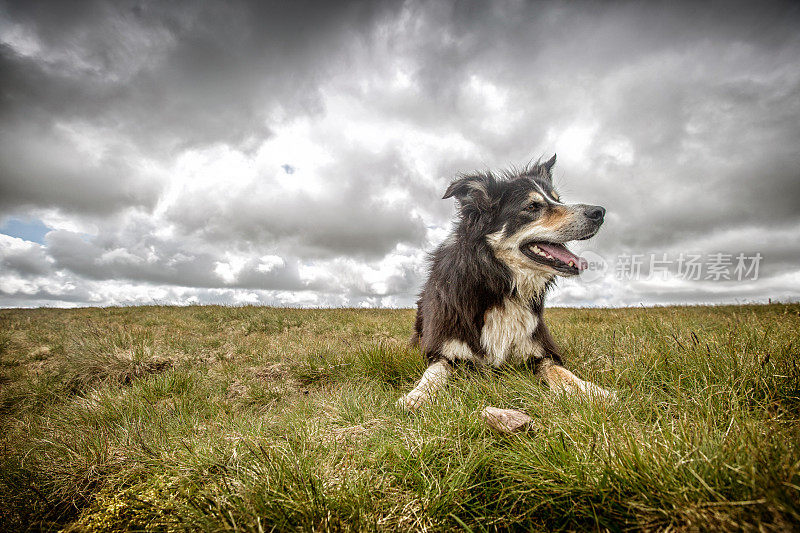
left=442, top=175, right=491, bottom=210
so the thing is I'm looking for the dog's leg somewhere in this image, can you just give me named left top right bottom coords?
left=536, top=359, right=616, bottom=400
left=397, top=360, right=452, bottom=410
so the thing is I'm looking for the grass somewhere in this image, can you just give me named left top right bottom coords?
left=0, top=304, right=799, bottom=531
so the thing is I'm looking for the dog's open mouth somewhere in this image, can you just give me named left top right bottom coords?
left=521, top=242, right=587, bottom=275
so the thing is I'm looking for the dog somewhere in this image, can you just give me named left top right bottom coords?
left=398, top=154, right=614, bottom=410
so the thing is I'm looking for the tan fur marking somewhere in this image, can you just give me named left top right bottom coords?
left=538, top=360, right=616, bottom=399
left=539, top=206, right=571, bottom=231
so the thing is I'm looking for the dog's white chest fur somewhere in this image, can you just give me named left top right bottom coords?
left=481, top=297, right=542, bottom=367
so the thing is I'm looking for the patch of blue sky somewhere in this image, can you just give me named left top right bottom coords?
left=0, top=217, right=52, bottom=244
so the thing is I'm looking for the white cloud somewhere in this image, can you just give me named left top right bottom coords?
left=257, top=255, right=285, bottom=273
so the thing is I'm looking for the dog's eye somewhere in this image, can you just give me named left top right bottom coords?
left=527, top=201, right=541, bottom=211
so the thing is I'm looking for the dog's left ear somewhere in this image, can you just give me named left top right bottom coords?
left=442, top=174, right=492, bottom=210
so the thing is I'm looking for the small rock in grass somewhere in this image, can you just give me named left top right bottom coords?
left=29, top=346, right=51, bottom=359
left=481, top=406, right=533, bottom=434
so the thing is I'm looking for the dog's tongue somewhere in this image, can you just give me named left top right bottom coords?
left=537, top=243, right=588, bottom=271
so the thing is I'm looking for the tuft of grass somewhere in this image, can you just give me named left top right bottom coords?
left=62, top=324, right=173, bottom=388
left=0, top=304, right=799, bottom=531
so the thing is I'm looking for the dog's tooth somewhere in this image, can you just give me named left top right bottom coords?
left=545, top=254, right=553, bottom=259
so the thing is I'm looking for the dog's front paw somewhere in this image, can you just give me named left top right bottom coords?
left=396, top=390, right=428, bottom=411
left=556, top=379, right=617, bottom=401
left=581, top=381, right=618, bottom=401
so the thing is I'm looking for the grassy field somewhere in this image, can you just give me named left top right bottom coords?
left=1, top=304, right=799, bottom=531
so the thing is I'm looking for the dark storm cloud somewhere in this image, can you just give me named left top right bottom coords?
left=0, top=0, right=399, bottom=210
left=0, top=0, right=397, bottom=148
left=1, top=0, right=799, bottom=308
left=0, top=115, right=162, bottom=213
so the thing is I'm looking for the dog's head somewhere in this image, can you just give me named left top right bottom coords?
left=444, top=154, right=604, bottom=277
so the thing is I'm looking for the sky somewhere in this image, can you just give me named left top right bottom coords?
left=1, top=0, right=799, bottom=309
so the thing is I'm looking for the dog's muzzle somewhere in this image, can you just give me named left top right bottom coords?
left=575, top=204, right=605, bottom=240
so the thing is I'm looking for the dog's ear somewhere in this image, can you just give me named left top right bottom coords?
left=442, top=174, right=492, bottom=210
left=543, top=153, right=557, bottom=174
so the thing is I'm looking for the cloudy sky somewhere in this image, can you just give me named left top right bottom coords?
left=1, top=0, right=799, bottom=309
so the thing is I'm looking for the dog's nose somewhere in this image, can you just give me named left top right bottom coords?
left=584, top=205, right=605, bottom=222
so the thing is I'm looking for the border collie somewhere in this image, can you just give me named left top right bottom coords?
left=399, top=155, right=614, bottom=409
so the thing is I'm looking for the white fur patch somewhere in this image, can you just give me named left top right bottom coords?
left=481, top=297, right=543, bottom=367
left=508, top=262, right=553, bottom=302
left=482, top=225, right=550, bottom=367
left=397, top=360, right=451, bottom=410
left=441, top=339, right=478, bottom=362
